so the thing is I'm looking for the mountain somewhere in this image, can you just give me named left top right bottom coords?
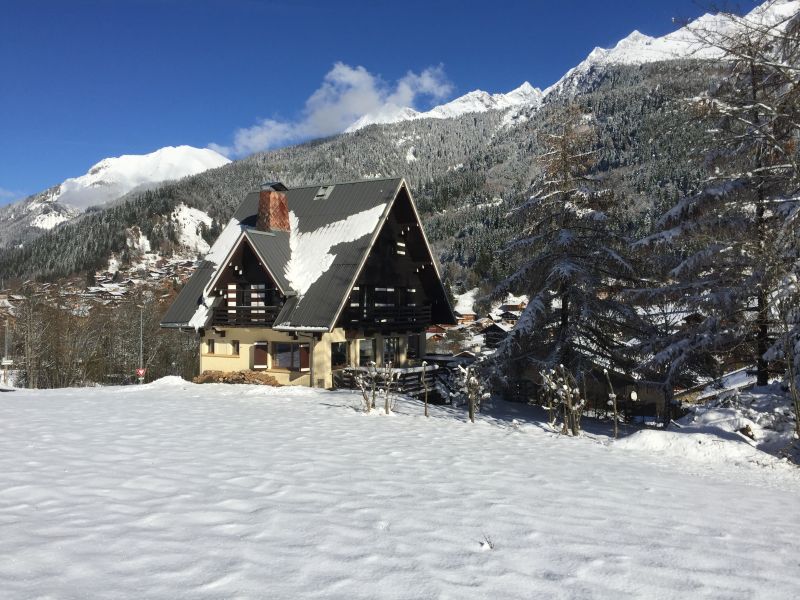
left=547, top=0, right=800, bottom=95
left=0, top=146, right=229, bottom=246
left=345, top=82, right=543, bottom=132
left=51, top=145, right=230, bottom=211
left=0, top=1, right=787, bottom=283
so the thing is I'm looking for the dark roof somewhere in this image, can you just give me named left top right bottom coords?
left=162, top=178, right=407, bottom=330
left=245, top=229, right=291, bottom=292
left=160, top=261, right=216, bottom=327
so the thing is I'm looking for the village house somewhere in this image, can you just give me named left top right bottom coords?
left=161, top=178, right=456, bottom=388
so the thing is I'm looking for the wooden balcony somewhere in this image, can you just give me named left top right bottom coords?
left=212, top=305, right=281, bottom=327
left=342, top=305, right=432, bottom=330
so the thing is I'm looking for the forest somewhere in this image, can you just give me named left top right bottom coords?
left=0, top=4, right=798, bottom=435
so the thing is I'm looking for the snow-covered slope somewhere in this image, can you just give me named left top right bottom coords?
left=51, top=145, right=230, bottom=211
left=171, top=203, right=213, bottom=255
left=346, top=82, right=543, bottom=132
left=347, top=1, right=799, bottom=133
left=0, top=145, right=229, bottom=247
left=546, top=0, right=800, bottom=96
left=0, top=380, right=797, bottom=599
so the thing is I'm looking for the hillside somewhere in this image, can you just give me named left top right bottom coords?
left=0, top=379, right=797, bottom=599
left=0, top=146, right=229, bottom=248
left=0, top=59, right=715, bottom=287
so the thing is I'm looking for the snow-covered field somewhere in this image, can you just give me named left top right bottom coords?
left=1, top=379, right=798, bottom=599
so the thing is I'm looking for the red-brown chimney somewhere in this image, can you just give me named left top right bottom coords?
left=257, top=185, right=289, bottom=232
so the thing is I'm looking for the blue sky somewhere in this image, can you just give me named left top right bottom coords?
left=0, top=0, right=728, bottom=203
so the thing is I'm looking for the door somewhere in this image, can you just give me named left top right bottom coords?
left=253, top=343, right=268, bottom=369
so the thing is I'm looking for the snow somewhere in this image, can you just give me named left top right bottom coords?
left=697, top=367, right=757, bottom=400
left=0, top=380, right=798, bottom=599
left=678, top=386, right=799, bottom=459
left=51, top=146, right=230, bottom=211
left=453, top=287, right=478, bottom=315
left=203, top=218, right=244, bottom=269
left=346, top=105, right=420, bottom=132
left=545, top=0, right=800, bottom=96
left=346, top=82, right=543, bottom=132
left=187, top=218, right=246, bottom=329
left=405, top=146, right=417, bottom=163
left=30, top=211, right=69, bottom=230
left=171, top=203, right=213, bottom=255
left=615, top=429, right=780, bottom=469
left=107, top=255, right=120, bottom=274
left=284, top=204, right=386, bottom=296
left=126, top=226, right=151, bottom=254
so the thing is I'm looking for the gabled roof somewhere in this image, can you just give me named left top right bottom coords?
left=163, top=177, right=447, bottom=331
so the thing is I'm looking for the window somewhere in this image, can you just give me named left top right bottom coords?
left=407, top=335, right=420, bottom=360
left=231, top=340, right=240, bottom=356
left=349, top=286, right=360, bottom=308
left=331, top=342, right=348, bottom=369
left=396, top=241, right=406, bottom=255
left=383, top=337, right=399, bottom=366
left=271, top=342, right=310, bottom=371
left=375, top=287, right=396, bottom=308
left=314, top=185, right=334, bottom=200
left=206, top=339, right=215, bottom=354
left=359, top=339, right=375, bottom=366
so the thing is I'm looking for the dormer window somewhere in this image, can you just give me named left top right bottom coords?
left=314, top=185, right=334, bottom=200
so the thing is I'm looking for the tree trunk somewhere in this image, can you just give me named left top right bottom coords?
left=757, top=286, right=769, bottom=386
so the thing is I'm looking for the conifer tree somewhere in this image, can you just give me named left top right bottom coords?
left=495, top=105, right=646, bottom=375
left=638, top=3, right=800, bottom=386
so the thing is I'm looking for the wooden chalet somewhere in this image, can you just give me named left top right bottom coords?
left=161, top=178, right=456, bottom=388
left=481, top=322, right=512, bottom=348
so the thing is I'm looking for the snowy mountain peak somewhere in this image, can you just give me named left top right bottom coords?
left=345, top=82, right=543, bottom=132
left=53, top=145, right=231, bottom=211
left=545, top=0, right=800, bottom=96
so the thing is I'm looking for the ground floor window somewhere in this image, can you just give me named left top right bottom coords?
left=271, top=342, right=310, bottom=371
left=331, top=342, right=348, bottom=369
left=383, top=336, right=399, bottom=366
left=206, top=339, right=215, bottom=354
left=230, top=340, right=240, bottom=356
left=407, top=334, right=420, bottom=360
left=358, top=339, right=375, bottom=366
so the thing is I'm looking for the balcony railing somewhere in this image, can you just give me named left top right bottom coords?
left=212, top=305, right=281, bottom=327
left=342, top=305, right=432, bottom=329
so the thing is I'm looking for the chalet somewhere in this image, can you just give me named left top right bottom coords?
left=455, top=311, right=477, bottom=324
left=426, top=324, right=448, bottom=335
left=161, top=178, right=456, bottom=388
left=497, top=310, right=521, bottom=323
left=481, top=322, right=512, bottom=348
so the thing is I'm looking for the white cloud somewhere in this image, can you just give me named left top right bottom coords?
left=210, top=62, right=452, bottom=157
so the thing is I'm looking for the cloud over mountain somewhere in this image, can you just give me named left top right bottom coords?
left=209, top=62, right=453, bottom=157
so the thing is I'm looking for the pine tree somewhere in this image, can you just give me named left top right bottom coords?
left=495, top=104, right=646, bottom=376
left=638, top=4, right=800, bottom=386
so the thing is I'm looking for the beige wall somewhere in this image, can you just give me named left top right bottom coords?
left=200, top=327, right=351, bottom=388
left=200, top=327, right=423, bottom=388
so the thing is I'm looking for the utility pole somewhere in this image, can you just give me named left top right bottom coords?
left=1, top=318, right=11, bottom=386
left=138, top=305, right=145, bottom=384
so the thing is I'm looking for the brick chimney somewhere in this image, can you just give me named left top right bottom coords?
left=257, top=185, right=289, bottom=232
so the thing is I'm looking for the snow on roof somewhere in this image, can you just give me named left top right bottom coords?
left=284, top=204, right=385, bottom=296
left=203, top=218, right=245, bottom=269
